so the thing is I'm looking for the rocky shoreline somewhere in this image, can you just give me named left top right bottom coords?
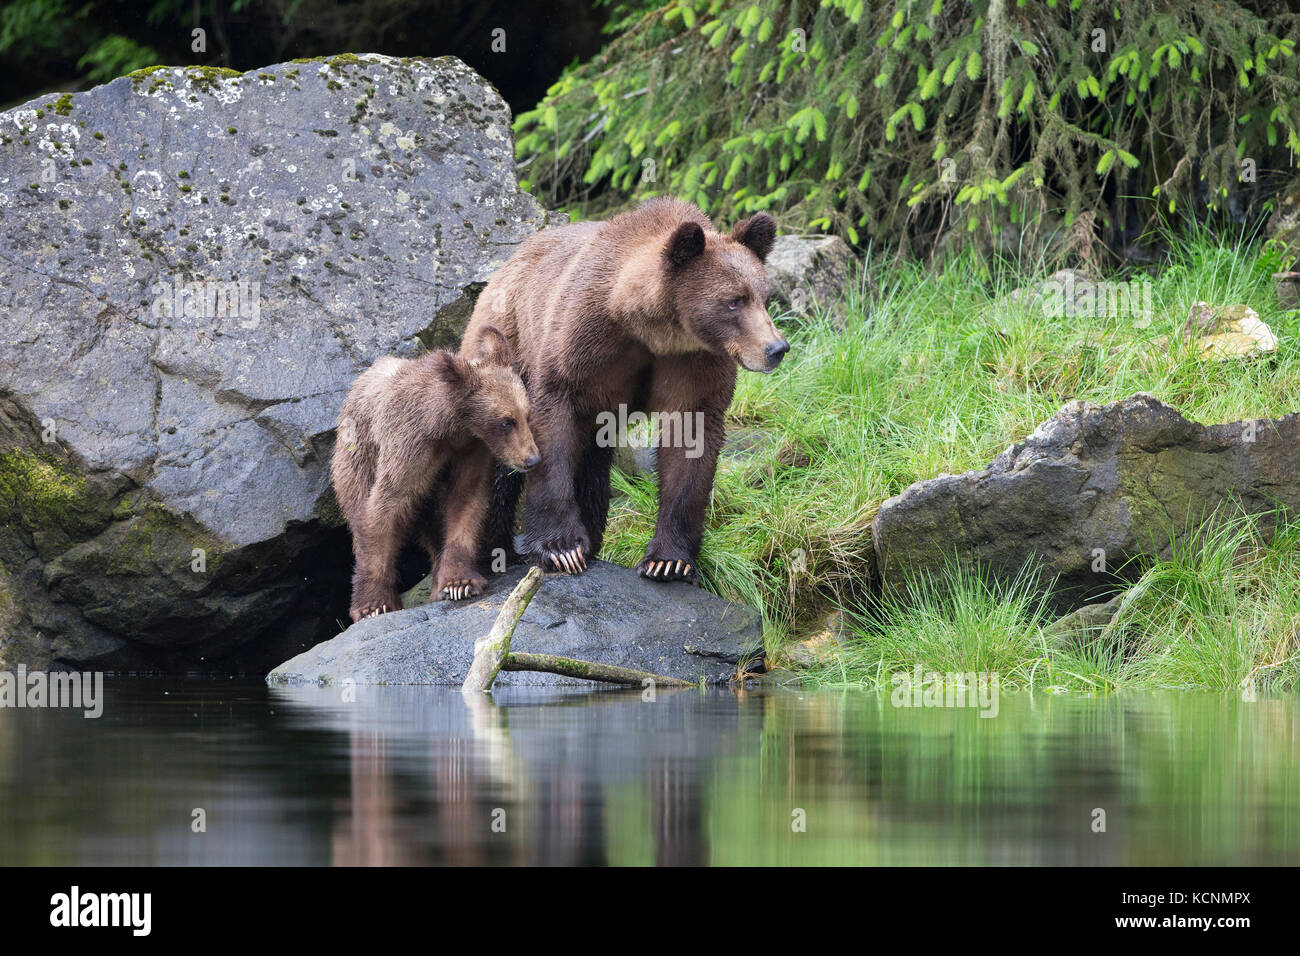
left=2, top=55, right=1296, bottom=681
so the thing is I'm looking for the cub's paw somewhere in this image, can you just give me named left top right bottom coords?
left=435, top=572, right=487, bottom=602
left=636, top=548, right=697, bottom=583
left=351, top=602, right=398, bottom=623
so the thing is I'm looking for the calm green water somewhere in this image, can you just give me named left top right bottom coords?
left=1, top=681, right=1297, bottom=865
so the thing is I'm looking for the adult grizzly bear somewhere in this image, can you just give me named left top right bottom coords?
left=461, top=198, right=786, bottom=582
left=331, top=327, right=540, bottom=621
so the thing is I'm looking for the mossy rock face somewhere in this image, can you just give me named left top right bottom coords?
left=0, top=54, right=547, bottom=671
left=0, top=450, right=85, bottom=530
left=872, top=395, right=1300, bottom=614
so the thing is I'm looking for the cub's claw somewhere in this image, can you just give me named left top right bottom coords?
left=354, top=603, right=395, bottom=621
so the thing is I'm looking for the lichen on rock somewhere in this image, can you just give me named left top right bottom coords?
left=0, top=53, right=548, bottom=671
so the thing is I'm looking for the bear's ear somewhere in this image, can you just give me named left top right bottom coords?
left=664, top=221, right=706, bottom=269
left=432, top=350, right=477, bottom=391
left=465, top=323, right=516, bottom=369
left=730, top=212, right=777, bottom=262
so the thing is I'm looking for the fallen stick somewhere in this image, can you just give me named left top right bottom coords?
left=461, top=566, right=544, bottom=694
left=502, top=652, right=694, bottom=687
left=461, top=566, right=697, bottom=692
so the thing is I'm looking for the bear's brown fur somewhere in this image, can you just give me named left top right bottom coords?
left=331, top=326, right=539, bottom=621
left=461, top=197, right=785, bottom=582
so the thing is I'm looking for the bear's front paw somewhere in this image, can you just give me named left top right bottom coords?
left=636, top=544, right=698, bottom=583
left=527, top=531, right=591, bottom=575
left=545, top=546, right=588, bottom=575
left=435, top=570, right=487, bottom=602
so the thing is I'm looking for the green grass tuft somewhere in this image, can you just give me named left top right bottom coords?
left=805, top=510, right=1300, bottom=694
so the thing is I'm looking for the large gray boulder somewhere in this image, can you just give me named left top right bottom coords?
left=764, top=234, right=859, bottom=321
left=872, top=395, right=1300, bottom=613
left=267, top=560, right=764, bottom=686
left=0, top=54, right=549, bottom=671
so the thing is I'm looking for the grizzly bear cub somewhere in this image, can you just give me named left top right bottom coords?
left=331, top=326, right=539, bottom=622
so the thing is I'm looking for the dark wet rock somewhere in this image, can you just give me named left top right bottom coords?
left=267, top=560, right=764, bottom=686
left=0, top=55, right=548, bottom=671
left=872, top=394, right=1300, bottom=614
left=765, top=235, right=858, bottom=320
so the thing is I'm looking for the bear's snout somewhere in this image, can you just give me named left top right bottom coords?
left=508, top=442, right=541, bottom=472
left=738, top=334, right=790, bottom=373
left=764, top=339, right=790, bottom=370
left=730, top=304, right=789, bottom=374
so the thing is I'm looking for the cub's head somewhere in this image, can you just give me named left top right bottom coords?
left=436, top=325, right=540, bottom=472
left=663, top=211, right=789, bottom=373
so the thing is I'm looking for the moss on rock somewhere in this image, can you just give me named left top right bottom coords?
left=0, top=449, right=85, bottom=531
left=126, top=64, right=243, bottom=96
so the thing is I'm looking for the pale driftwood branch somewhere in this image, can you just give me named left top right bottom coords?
left=461, top=565, right=698, bottom=692
left=501, top=653, right=694, bottom=687
left=461, top=566, right=545, bottom=694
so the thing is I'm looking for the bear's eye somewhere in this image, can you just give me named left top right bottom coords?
left=499, top=417, right=516, bottom=433
left=725, top=296, right=744, bottom=311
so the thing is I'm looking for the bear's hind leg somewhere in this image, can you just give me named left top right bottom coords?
left=350, top=518, right=411, bottom=621
left=636, top=353, right=734, bottom=584
left=434, top=448, right=492, bottom=601
left=350, top=456, right=436, bottom=621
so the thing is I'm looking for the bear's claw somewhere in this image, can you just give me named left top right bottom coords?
left=355, top=603, right=395, bottom=620
left=438, top=579, right=484, bottom=601
left=546, top=547, right=587, bottom=574
left=637, top=558, right=693, bottom=582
